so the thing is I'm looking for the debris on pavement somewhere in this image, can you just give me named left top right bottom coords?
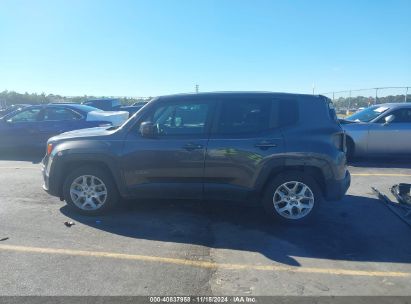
left=0, top=237, right=9, bottom=241
left=371, top=187, right=392, bottom=204
left=64, top=221, right=75, bottom=227
left=391, top=183, right=411, bottom=207
left=372, top=186, right=411, bottom=228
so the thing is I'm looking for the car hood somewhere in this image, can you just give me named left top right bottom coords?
left=341, top=120, right=370, bottom=134
left=49, top=126, right=117, bottom=142
left=339, top=118, right=361, bottom=124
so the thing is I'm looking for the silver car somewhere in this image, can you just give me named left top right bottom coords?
left=341, top=103, right=411, bottom=158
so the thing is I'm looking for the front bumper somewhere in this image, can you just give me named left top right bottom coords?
left=41, top=155, right=61, bottom=197
left=41, top=160, right=49, bottom=192
left=324, top=170, right=351, bottom=201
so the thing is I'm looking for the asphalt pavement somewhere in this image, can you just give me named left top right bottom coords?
left=0, top=154, right=411, bottom=296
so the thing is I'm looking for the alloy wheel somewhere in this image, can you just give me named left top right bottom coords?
left=273, top=181, right=315, bottom=220
left=70, top=175, right=108, bottom=210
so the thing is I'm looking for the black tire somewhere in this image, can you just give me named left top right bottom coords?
left=63, top=166, right=119, bottom=215
left=346, top=137, right=355, bottom=162
left=262, top=171, right=322, bottom=224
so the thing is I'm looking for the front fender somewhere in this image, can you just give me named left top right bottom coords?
left=342, top=123, right=369, bottom=156
left=48, top=139, right=127, bottom=198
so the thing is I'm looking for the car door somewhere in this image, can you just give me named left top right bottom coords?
left=38, top=107, right=84, bottom=143
left=0, top=107, right=43, bottom=150
left=368, top=107, right=411, bottom=155
left=204, top=96, right=285, bottom=201
left=121, top=98, right=215, bottom=199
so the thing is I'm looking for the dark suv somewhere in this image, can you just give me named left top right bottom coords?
left=42, top=92, right=350, bottom=222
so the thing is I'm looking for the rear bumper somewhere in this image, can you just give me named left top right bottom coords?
left=324, top=170, right=351, bottom=201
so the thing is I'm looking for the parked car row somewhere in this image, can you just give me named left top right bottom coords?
left=0, top=104, right=130, bottom=151
left=8, top=92, right=410, bottom=223
left=82, top=98, right=147, bottom=115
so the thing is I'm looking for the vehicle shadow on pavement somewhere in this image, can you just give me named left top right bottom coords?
left=60, top=194, right=411, bottom=267
left=0, top=151, right=43, bottom=163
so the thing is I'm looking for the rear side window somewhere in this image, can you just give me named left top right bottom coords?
left=216, top=98, right=278, bottom=134
left=44, top=108, right=82, bottom=121
left=279, top=99, right=299, bottom=126
left=379, top=108, right=411, bottom=123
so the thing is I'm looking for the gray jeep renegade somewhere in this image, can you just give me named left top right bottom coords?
left=42, top=92, right=350, bottom=223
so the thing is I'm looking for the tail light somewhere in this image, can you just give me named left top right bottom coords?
left=333, top=133, right=346, bottom=152
left=47, top=143, right=53, bottom=155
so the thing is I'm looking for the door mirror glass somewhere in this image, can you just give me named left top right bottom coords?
left=140, top=121, right=157, bottom=137
left=384, top=114, right=395, bottom=124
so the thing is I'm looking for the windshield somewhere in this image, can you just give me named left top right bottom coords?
left=346, top=105, right=389, bottom=122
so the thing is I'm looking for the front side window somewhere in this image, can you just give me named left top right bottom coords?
left=216, top=99, right=279, bottom=134
left=44, top=108, right=81, bottom=121
left=382, top=108, right=411, bottom=123
left=8, top=108, right=41, bottom=123
left=150, top=102, right=210, bottom=135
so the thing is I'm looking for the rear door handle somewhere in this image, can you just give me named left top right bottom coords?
left=183, top=143, right=204, bottom=151
left=255, top=141, right=278, bottom=149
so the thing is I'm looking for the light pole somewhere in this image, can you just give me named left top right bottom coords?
left=375, top=88, right=379, bottom=105
left=347, top=90, right=352, bottom=115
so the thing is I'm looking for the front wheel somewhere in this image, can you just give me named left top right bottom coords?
left=63, top=166, right=119, bottom=215
left=262, top=171, right=321, bottom=223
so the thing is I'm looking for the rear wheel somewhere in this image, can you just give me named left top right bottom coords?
left=262, top=171, right=321, bottom=223
left=63, top=166, right=119, bottom=215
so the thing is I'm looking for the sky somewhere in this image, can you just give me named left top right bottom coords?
left=0, top=0, right=410, bottom=97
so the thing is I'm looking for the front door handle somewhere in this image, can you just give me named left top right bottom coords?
left=183, top=143, right=204, bottom=151
left=255, top=141, right=278, bottom=149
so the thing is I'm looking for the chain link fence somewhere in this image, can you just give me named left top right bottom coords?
left=321, top=87, right=410, bottom=115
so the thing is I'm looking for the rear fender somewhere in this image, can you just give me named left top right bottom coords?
left=255, top=154, right=334, bottom=194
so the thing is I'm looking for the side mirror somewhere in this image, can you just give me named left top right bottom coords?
left=384, top=115, right=395, bottom=125
left=139, top=121, right=157, bottom=138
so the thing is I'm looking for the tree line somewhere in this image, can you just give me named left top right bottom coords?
left=331, top=94, right=409, bottom=109
left=1, top=90, right=409, bottom=110
left=0, top=91, right=150, bottom=108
